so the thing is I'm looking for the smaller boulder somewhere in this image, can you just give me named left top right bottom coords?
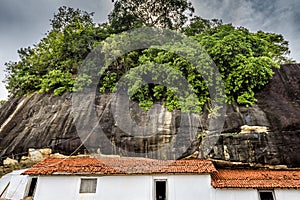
left=3, top=157, right=18, bottom=167
left=38, top=148, right=52, bottom=156
left=240, top=125, right=268, bottom=133
left=28, top=148, right=44, bottom=162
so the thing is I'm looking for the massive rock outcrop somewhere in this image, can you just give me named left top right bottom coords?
left=0, top=64, right=299, bottom=166
left=206, top=64, right=300, bottom=167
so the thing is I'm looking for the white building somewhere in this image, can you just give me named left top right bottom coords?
left=211, top=169, right=300, bottom=200
left=0, top=169, right=31, bottom=199
left=1, top=157, right=300, bottom=200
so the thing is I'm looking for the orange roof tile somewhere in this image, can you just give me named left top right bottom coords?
left=212, top=169, right=300, bottom=189
left=23, top=157, right=216, bottom=175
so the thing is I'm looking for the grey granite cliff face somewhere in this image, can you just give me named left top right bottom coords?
left=0, top=64, right=299, bottom=166
left=205, top=64, right=300, bottom=167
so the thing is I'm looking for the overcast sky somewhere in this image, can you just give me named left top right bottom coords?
left=0, top=0, right=299, bottom=100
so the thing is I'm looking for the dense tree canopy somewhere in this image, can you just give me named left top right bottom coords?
left=193, top=24, right=290, bottom=104
left=99, top=19, right=291, bottom=108
left=184, top=16, right=222, bottom=36
left=109, top=0, right=194, bottom=32
left=5, top=6, right=110, bottom=96
left=4, top=2, right=292, bottom=112
left=50, top=6, right=95, bottom=32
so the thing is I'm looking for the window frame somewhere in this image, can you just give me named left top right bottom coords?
left=79, top=178, right=98, bottom=194
left=25, top=176, right=38, bottom=198
left=153, top=178, right=168, bottom=200
left=258, top=190, right=275, bottom=200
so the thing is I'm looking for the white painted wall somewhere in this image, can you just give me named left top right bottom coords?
left=34, top=174, right=213, bottom=200
left=213, top=189, right=258, bottom=200
left=5, top=175, right=29, bottom=199
left=97, top=175, right=150, bottom=200
left=34, top=176, right=79, bottom=200
left=34, top=175, right=151, bottom=200
left=171, top=175, right=212, bottom=200
left=32, top=175, right=300, bottom=200
left=213, top=188, right=300, bottom=200
left=0, top=169, right=29, bottom=199
left=275, top=189, right=300, bottom=200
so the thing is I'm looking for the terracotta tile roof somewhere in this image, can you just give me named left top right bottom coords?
left=212, top=169, right=300, bottom=189
left=23, top=157, right=216, bottom=175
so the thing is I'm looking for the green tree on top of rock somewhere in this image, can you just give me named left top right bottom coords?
left=192, top=24, right=290, bottom=104
left=109, top=0, right=194, bottom=32
left=3, top=2, right=293, bottom=112
left=5, top=6, right=110, bottom=96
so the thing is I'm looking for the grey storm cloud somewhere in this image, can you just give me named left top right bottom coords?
left=192, top=0, right=300, bottom=61
left=0, top=0, right=299, bottom=100
left=0, top=0, right=113, bottom=100
left=192, top=0, right=295, bottom=31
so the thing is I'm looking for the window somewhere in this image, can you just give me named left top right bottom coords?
left=154, top=179, right=167, bottom=200
left=259, top=190, right=275, bottom=200
left=27, top=177, right=38, bottom=197
left=79, top=178, right=97, bottom=193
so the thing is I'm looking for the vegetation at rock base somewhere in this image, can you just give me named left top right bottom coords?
left=0, top=100, right=6, bottom=107
left=4, top=1, right=292, bottom=112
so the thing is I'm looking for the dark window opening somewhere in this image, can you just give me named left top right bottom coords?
left=80, top=178, right=97, bottom=193
left=27, top=177, right=38, bottom=197
left=155, top=180, right=166, bottom=200
left=259, top=191, right=274, bottom=200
